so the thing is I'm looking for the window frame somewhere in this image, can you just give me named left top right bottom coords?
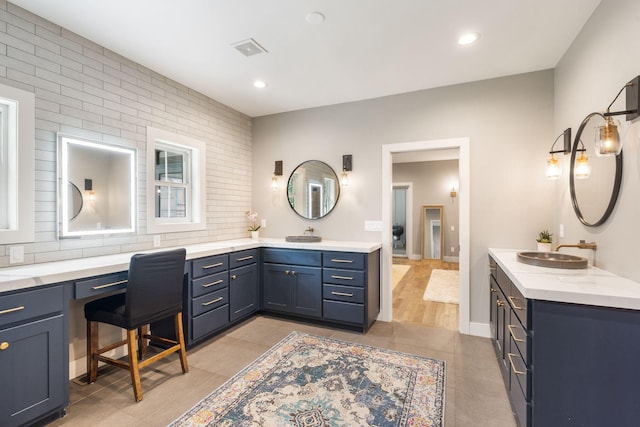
left=0, top=83, right=35, bottom=244
left=146, top=127, right=206, bottom=234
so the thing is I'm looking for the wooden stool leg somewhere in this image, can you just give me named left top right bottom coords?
left=126, top=329, right=143, bottom=402
left=175, top=313, right=189, bottom=374
left=137, top=325, right=148, bottom=360
left=86, top=321, right=99, bottom=383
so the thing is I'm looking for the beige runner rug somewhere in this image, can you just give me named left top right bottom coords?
left=423, top=269, right=459, bottom=304
left=392, top=264, right=411, bottom=290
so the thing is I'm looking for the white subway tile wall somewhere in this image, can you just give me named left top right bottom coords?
left=0, top=1, right=253, bottom=267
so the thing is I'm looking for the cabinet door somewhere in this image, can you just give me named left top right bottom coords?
left=229, top=263, right=259, bottom=322
left=262, top=263, right=292, bottom=313
left=0, top=315, right=65, bottom=427
left=291, top=266, right=322, bottom=318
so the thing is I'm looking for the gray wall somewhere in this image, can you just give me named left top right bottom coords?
left=253, top=70, right=556, bottom=325
left=393, top=160, right=460, bottom=259
left=554, top=0, right=640, bottom=281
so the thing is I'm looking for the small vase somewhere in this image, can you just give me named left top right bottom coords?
left=250, top=230, right=259, bottom=239
left=537, top=242, right=552, bottom=252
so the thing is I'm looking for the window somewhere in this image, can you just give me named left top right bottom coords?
left=146, top=127, right=206, bottom=233
left=0, top=84, right=35, bottom=244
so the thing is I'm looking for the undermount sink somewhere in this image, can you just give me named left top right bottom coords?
left=517, top=251, right=588, bottom=269
left=285, top=235, right=322, bottom=243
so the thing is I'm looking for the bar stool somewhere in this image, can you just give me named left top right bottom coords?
left=84, top=248, right=188, bottom=402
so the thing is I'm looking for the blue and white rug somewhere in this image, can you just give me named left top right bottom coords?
left=170, top=331, right=445, bottom=426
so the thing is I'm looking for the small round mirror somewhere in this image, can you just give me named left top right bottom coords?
left=570, top=112, right=623, bottom=227
left=68, top=181, right=83, bottom=220
left=287, top=160, right=340, bottom=219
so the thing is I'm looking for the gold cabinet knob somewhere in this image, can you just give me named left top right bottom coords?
left=231, top=274, right=237, bottom=280
left=497, top=300, right=505, bottom=307
left=0, top=342, right=9, bottom=350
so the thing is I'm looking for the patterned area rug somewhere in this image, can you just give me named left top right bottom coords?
left=423, top=269, right=459, bottom=304
left=170, top=331, right=445, bottom=426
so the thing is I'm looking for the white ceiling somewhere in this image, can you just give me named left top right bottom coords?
left=10, top=0, right=601, bottom=118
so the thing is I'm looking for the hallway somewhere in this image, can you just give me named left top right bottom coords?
left=393, top=258, right=459, bottom=330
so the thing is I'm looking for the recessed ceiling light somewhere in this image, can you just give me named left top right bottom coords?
left=253, top=80, right=268, bottom=89
left=306, top=11, right=325, bottom=25
left=458, top=32, right=480, bottom=46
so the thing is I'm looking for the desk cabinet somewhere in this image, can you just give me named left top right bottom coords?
left=0, top=286, right=66, bottom=427
left=229, top=250, right=259, bottom=322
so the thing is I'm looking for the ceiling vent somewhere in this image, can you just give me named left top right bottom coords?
left=231, top=38, right=268, bottom=57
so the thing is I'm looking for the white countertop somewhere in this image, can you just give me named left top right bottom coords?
left=0, top=238, right=382, bottom=295
left=489, top=248, right=640, bottom=310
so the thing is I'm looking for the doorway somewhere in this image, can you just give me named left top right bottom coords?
left=381, top=138, right=470, bottom=334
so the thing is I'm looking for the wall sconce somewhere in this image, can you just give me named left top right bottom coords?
left=271, top=160, right=282, bottom=190
left=579, top=76, right=639, bottom=157
left=545, top=128, right=571, bottom=180
left=84, top=178, right=95, bottom=201
left=573, top=140, right=591, bottom=179
left=450, top=186, right=457, bottom=198
left=341, top=154, right=352, bottom=187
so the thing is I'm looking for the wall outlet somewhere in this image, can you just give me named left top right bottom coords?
left=450, top=246, right=455, bottom=253
left=261, top=219, right=267, bottom=228
left=153, top=235, right=161, bottom=247
left=364, top=220, right=382, bottom=231
left=450, top=225, right=455, bottom=232
left=9, top=246, right=24, bottom=264
left=559, top=224, right=564, bottom=238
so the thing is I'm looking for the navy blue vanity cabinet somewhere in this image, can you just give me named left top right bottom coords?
left=0, top=285, right=67, bottom=427
left=229, top=249, right=259, bottom=322
left=322, top=250, right=380, bottom=331
left=188, top=254, right=229, bottom=345
left=489, top=258, right=510, bottom=386
left=262, top=249, right=323, bottom=318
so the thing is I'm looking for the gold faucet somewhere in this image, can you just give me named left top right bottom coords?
left=304, top=227, right=314, bottom=236
left=555, top=240, right=597, bottom=251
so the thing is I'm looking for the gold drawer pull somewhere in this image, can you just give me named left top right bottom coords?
left=202, top=279, right=224, bottom=288
left=496, top=300, right=505, bottom=307
left=331, top=258, right=353, bottom=263
left=331, top=291, right=354, bottom=297
left=202, top=297, right=224, bottom=306
left=91, top=280, right=127, bottom=290
left=507, top=353, right=526, bottom=375
left=202, top=262, right=224, bottom=269
left=0, top=342, right=9, bottom=350
left=0, top=306, right=25, bottom=315
left=508, top=324, right=526, bottom=343
left=508, top=296, right=524, bottom=310
left=235, top=256, right=254, bottom=261
left=331, top=275, right=353, bottom=280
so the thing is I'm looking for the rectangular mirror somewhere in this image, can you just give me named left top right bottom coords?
left=58, top=134, right=136, bottom=237
left=421, top=205, right=444, bottom=260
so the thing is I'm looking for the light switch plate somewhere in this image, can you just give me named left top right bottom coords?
left=153, top=235, right=161, bottom=247
left=364, top=220, right=382, bottom=231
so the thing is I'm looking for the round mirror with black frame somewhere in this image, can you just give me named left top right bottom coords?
left=68, top=181, right=83, bottom=220
left=570, top=112, right=623, bottom=227
left=287, top=160, right=340, bottom=220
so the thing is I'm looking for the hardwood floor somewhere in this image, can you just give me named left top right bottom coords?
left=393, top=257, right=459, bottom=330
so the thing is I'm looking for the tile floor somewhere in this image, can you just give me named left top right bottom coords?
left=48, top=315, right=516, bottom=426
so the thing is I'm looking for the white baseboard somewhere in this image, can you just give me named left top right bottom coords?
left=443, top=256, right=460, bottom=263
left=468, top=321, right=491, bottom=338
left=69, top=347, right=127, bottom=380
left=408, top=254, right=421, bottom=261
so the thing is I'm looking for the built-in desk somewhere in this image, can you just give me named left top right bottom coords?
left=0, top=238, right=381, bottom=426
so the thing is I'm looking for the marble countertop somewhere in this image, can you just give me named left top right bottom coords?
left=489, top=248, right=640, bottom=310
left=0, top=238, right=382, bottom=295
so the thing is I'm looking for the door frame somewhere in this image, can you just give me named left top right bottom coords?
left=381, top=137, right=470, bottom=334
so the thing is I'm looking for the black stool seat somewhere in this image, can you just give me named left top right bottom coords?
left=84, top=248, right=188, bottom=402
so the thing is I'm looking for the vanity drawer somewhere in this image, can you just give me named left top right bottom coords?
left=192, top=288, right=228, bottom=317
left=323, top=284, right=364, bottom=304
left=74, top=271, right=128, bottom=299
left=192, top=271, right=228, bottom=298
left=229, top=249, right=258, bottom=269
left=508, top=281, right=529, bottom=329
left=323, top=300, right=364, bottom=325
left=262, top=248, right=322, bottom=266
left=191, top=304, right=229, bottom=342
left=323, top=268, right=365, bottom=287
left=0, top=286, right=64, bottom=327
left=192, top=254, right=229, bottom=279
left=508, top=335, right=530, bottom=398
left=323, top=252, right=365, bottom=270
left=508, top=312, right=529, bottom=365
